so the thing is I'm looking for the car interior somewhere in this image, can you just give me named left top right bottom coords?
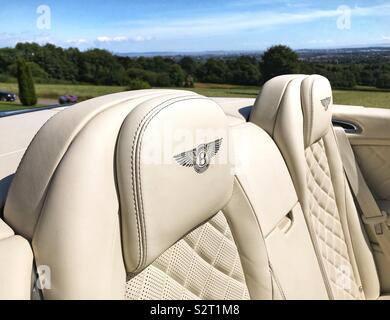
left=0, top=74, right=390, bottom=300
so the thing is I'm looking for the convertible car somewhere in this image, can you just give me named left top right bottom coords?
left=0, top=74, right=389, bottom=300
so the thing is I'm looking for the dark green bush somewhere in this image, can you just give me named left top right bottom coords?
left=156, top=73, right=172, bottom=87
left=0, top=73, right=15, bottom=83
left=17, top=59, right=37, bottom=106
left=184, top=75, right=195, bottom=88
left=376, top=74, right=390, bottom=89
left=126, top=79, right=151, bottom=90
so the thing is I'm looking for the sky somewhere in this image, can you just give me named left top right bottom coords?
left=0, top=0, right=389, bottom=52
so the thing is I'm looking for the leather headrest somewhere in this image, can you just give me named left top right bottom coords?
left=116, top=96, right=233, bottom=274
left=251, top=74, right=333, bottom=148
left=4, top=90, right=232, bottom=276
left=250, top=75, right=307, bottom=135
left=301, top=75, right=333, bottom=147
left=4, top=90, right=196, bottom=240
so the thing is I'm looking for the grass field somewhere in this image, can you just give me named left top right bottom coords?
left=0, top=83, right=126, bottom=101
left=1, top=82, right=389, bottom=111
left=186, top=83, right=260, bottom=98
left=188, top=83, right=390, bottom=108
left=333, top=89, right=390, bottom=108
left=0, top=101, right=44, bottom=111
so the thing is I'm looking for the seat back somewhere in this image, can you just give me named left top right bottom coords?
left=4, top=89, right=272, bottom=299
left=219, top=76, right=328, bottom=299
left=251, top=75, right=380, bottom=300
left=224, top=121, right=329, bottom=299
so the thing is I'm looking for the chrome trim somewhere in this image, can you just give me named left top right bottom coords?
left=0, top=103, right=73, bottom=118
left=332, top=119, right=361, bottom=134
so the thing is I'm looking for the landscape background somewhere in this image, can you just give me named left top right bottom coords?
left=1, top=43, right=390, bottom=111
left=2, top=1, right=390, bottom=111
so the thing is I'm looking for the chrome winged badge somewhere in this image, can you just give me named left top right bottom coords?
left=173, top=138, right=223, bottom=174
left=321, top=96, right=332, bottom=111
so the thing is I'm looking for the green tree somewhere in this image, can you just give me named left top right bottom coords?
left=260, top=45, right=299, bottom=83
left=126, top=79, right=151, bottom=90
left=184, top=75, right=195, bottom=88
left=17, top=59, right=37, bottom=106
left=180, top=57, right=198, bottom=76
left=169, top=64, right=185, bottom=87
left=376, top=73, right=390, bottom=89
left=79, top=49, right=127, bottom=85
left=15, top=43, right=78, bottom=82
left=198, top=59, right=229, bottom=83
left=127, top=68, right=158, bottom=85
left=227, top=56, right=261, bottom=85
left=156, top=73, right=172, bottom=87
left=8, top=61, right=49, bottom=81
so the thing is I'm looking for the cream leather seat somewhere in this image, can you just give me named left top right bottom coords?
left=251, top=75, right=381, bottom=300
left=224, top=116, right=329, bottom=299
left=221, top=75, right=331, bottom=299
left=2, top=78, right=386, bottom=300
left=2, top=89, right=272, bottom=299
left=0, top=109, right=61, bottom=210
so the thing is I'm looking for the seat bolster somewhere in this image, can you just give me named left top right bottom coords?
left=321, top=130, right=363, bottom=291
left=0, top=234, right=33, bottom=300
left=272, top=78, right=308, bottom=201
left=29, top=99, right=141, bottom=299
left=324, top=130, right=381, bottom=299
left=301, top=75, right=333, bottom=147
left=223, top=179, right=273, bottom=300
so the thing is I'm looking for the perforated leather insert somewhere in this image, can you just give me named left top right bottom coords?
left=125, top=212, right=250, bottom=300
left=305, top=139, right=363, bottom=300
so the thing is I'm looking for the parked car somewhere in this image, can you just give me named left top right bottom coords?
left=0, top=91, right=17, bottom=102
left=58, top=95, right=78, bottom=105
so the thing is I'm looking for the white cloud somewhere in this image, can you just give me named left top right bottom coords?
left=97, top=36, right=114, bottom=42
left=0, top=32, right=53, bottom=46
left=113, top=3, right=390, bottom=40
left=228, top=0, right=310, bottom=8
left=308, top=39, right=334, bottom=44
left=66, top=38, right=88, bottom=44
left=2, top=2, right=390, bottom=50
left=111, top=36, right=128, bottom=42
left=96, top=35, right=153, bottom=43
left=134, top=35, right=153, bottom=42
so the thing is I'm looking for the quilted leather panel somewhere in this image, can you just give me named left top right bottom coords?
left=305, top=139, right=363, bottom=300
left=125, top=212, right=250, bottom=300
left=354, top=145, right=390, bottom=200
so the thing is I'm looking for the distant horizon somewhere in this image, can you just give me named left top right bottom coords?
left=6, top=42, right=390, bottom=56
left=1, top=1, right=390, bottom=52
left=115, top=45, right=390, bottom=55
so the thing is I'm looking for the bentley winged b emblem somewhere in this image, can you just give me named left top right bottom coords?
left=173, top=138, right=223, bottom=174
left=321, top=96, right=332, bottom=111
